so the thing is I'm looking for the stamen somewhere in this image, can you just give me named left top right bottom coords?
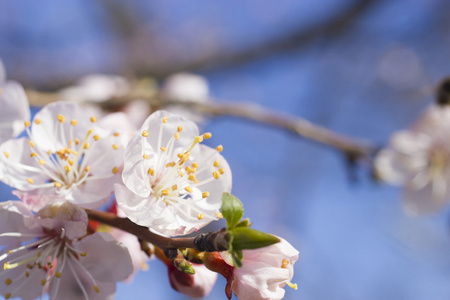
left=54, top=182, right=61, bottom=187
left=112, top=144, right=119, bottom=150
left=112, top=167, right=118, bottom=174
left=56, top=115, right=65, bottom=123
left=70, top=119, right=77, bottom=126
left=185, top=186, right=193, bottom=193
left=90, top=116, right=97, bottom=123
left=55, top=271, right=62, bottom=278
left=161, top=189, right=169, bottom=196
left=4, top=278, right=12, bottom=285
left=216, top=145, right=223, bottom=152
left=83, top=143, right=90, bottom=150
left=213, top=160, right=220, bottom=167
left=148, top=168, right=154, bottom=176
left=219, top=168, right=225, bottom=175
left=41, top=279, right=47, bottom=286
left=174, top=132, right=180, bottom=140
left=143, top=154, right=149, bottom=160
left=93, top=135, right=100, bottom=141
left=177, top=125, right=183, bottom=132
left=203, top=132, right=212, bottom=139
left=216, top=212, right=223, bottom=219
left=286, top=281, right=298, bottom=290
left=171, top=185, right=177, bottom=191
left=160, top=147, right=168, bottom=152
left=113, top=132, right=120, bottom=137
left=26, top=178, right=34, bottom=184
left=197, top=213, right=205, bottom=220
left=213, top=171, right=220, bottom=179
left=3, top=152, right=9, bottom=158
left=24, top=120, right=31, bottom=127
left=4, top=293, right=11, bottom=299
left=38, top=160, right=45, bottom=165
left=34, top=118, right=41, bottom=124
left=163, top=117, right=168, bottom=123
left=202, top=191, right=210, bottom=198
left=30, top=152, right=37, bottom=157
left=29, top=140, right=35, bottom=147
left=142, top=130, right=149, bottom=137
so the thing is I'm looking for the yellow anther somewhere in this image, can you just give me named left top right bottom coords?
left=80, top=252, right=87, bottom=257
left=148, top=168, right=154, bottom=176
left=69, top=139, right=73, bottom=146
left=281, top=259, right=289, bottom=268
left=25, top=271, right=29, bottom=278
left=4, top=293, right=11, bottom=299
left=75, top=138, right=80, bottom=145
left=178, top=170, right=184, bottom=177
left=55, top=271, right=62, bottom=278
left=56, top=114, right=65, bottom=123
left=184, top=186, right=193, bottom=193
left=192, top=162, right=198, bottom=168
left=64, top=147, right=71, bottom=154
left=37, top=252, right=41, bottom=257
left=177, top=125, right=183, bottom=132
left=85, top=166, right=91, bottom=172
left=194, top=136, right=203, bottom=143
left=213, top=160, right=220, bottom=167
left=161, top=189, right=169, bottom=196
left=87, top=129, right=93, bottom=135
left=216, top=145, right=223, bottom=152
left=47, top=150, right=52, bottom=155
left=213, top=171, right=220, bottom=179
left=216, top=212, right=223, bottom=219
left=29, top=140, right=35, bottom=148
left=219, top=168, right=225, bottom=175
left=90, top=116, right=97, bottom=123
left=54, top=182, right=61, bottom=188
left=24, top=120, right=31, bottom=127
left=286, top=281, right=298, bottom=290
left=3, top=152, right=9, bottom=158
left=34, top=118, right=41, bottom=125
left=197, top=213, right=205, bottom=220
left=143, top=154, right=149, bottom=160
left=174, top=132, right=180, bottom=140
left=112, top=167, right=118, bottom=174
left=68, top=159, right=74, bottom=166
left=94, top=285, right=100, bottom=293
left=41, top=279, right=46, bottom=286
left=160, top=147, right=167, bottom=152
left=38, top=160, right=45, bottom=165
left=112, top=144, right=119, bottom=150
left=83, top=143, right=90, bottom=150
left=70, top=119, right=78, bottom=126
left=185, top=166, right=195, bottom=174
left=113, top=132, right=120, bottom=137
left=142, top=130, right=149, bottom=137
left=26, top=178, right=34, bottom=184
left=93, top=135, right=100, bottom=141
left=202, top=191, right=210, bottom=198
left=171, top=185, right=178, bottom=191
left=64, top=165, right=71, bottom=172
left=163, top=116, right=168, bottom=123
left=203, top=132, right=212, bottom=139
left=166, top=162, right=175, bottom=168
left=4, top=278, right=12, bottom=285
left=188, top=174, right=197, bottom=181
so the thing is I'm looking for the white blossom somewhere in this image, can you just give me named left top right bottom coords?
left=116, top=110, right=232, bottom=236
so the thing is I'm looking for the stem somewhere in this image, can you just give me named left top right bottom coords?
left=86, top=210, right=196, bottom=250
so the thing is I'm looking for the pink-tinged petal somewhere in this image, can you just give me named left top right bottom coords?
left=168, top=263, right=217, bottom=298
left=36, top=202, right=88, bottom=240
left=97, top=112, right=136, bottom=145
left=0, top=201, right=42, bottom=246
left=390, top=131, right=431, bottom=156
left=232, top=237, right=299, bottom=300
left=73, top=232, right=133, bottom=282
left=374, top=149, right=410, bottom=184
left=0, top=81, right=30, bottom=142
left=13, top=190, right=64, bottom=212
left=50, top=260, right=117, bottom=300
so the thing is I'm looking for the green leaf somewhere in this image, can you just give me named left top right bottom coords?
left=230, top=227, right=280, bottom=250
left=235, top=218, right=251, bottom=228
left=221, top=193, right=244, bottom=228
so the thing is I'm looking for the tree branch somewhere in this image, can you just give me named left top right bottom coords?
left=26, top=88, right=378, bottom=161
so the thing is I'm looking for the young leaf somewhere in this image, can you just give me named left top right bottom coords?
left=230, top=227, right=280, bottom=250
left=221, top=193, right=244, bottom=228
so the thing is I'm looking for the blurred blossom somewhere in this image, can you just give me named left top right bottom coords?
left=375, top=105, right=450, bottom=214
left=59, top=74, right=130, bottom=103
left=122, top=99, right=151, bottom=130
left=161, top=73, right=209, bottom=123
left=0, top=60, right=30, bottom=144
left=0, top=201, right=133, bottom=300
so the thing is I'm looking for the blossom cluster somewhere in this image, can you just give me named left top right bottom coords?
left=0, top=64, right=298, bottom=300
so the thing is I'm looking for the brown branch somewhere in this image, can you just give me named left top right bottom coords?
left=26, top=88, right=378, bottom=161
left=86, top=210, right=228, bottom=252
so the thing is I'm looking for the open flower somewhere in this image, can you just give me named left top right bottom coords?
left=0, top=101, right=125, bottom=210
left=0, top=201, right=133, bottom=300
left=115, top=110, right=232, bottom=236
left=0, top=59, right=30, bottom=144
left=375, top=105, right=450, bottom=214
